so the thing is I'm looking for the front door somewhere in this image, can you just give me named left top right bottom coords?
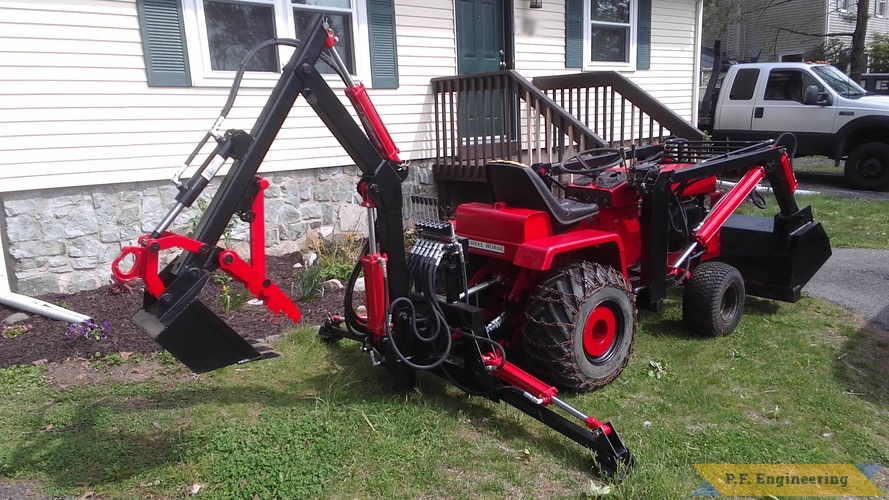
left=455, top=0, right=507, bottom=141
left=456, top=0, right=506, bottom=74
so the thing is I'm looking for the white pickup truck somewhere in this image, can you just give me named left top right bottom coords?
left=699, top=62, right=889, bottom=190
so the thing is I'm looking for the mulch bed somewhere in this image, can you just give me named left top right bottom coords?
left=0, top=252, right=348, bottom=369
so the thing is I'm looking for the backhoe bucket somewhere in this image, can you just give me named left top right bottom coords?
left=132, top=297, right=279, bottom=374
left=717, top=209, right=831, bottom=302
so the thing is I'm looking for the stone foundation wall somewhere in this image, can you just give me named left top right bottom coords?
left=1, top=163, right=436, bottom=296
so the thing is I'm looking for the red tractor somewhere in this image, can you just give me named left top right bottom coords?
left=112, top=16, right=831, bottom=478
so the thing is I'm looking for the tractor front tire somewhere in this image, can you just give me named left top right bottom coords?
left=844, top=142, right=889, bottom=191
left=682, top=261, right=745, bottom=337
left=523, top=262, right=636, bottom=392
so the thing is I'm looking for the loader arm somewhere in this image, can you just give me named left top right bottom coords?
left=637, top=141, right=829, bottom=310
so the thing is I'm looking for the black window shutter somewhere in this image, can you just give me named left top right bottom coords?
left=565, top=0, right=583, bottom=68
left=368, top=0, right=398, bottom=89
left=137, top=0, right=191, bottom=87
left=636, top=0, right=652, bottom=70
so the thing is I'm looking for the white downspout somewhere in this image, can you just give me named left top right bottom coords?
left=692, top=0, right=704, bottom=127
left=0, top=232, right=92, bottom=325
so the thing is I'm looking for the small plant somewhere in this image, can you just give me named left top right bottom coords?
left=110, top=276, right=136, bottom=294
left=53, top=294, right=70, bottom=309
left=313, top=231, right=365, bottom=282
left=1, top=323, right=33, bottom=340
left=218, top=283, right=250, bottom=312
left=67, top=319, right=112, bottom=341
left=296, top=265, right=324, bottom=302
left=212, top=272, right=249, bottom=312
left=647, top=360, right=667, bottom=380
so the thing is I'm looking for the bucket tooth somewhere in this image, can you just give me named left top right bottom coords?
left=132, top=298, right=279, bottom=373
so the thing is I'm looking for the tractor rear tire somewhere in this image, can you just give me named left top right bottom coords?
left=682, top=261, right=745, bottom=337
left=523, top=261, right=636, bottom=392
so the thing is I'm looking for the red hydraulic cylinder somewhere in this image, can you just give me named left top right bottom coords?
left=481, top=352, right=558, bottom=403
left=345, top=84, right=401, bottom=163
left=695, top=166, right=765, bottom=246
left=362, top=253, right=389, bottom=342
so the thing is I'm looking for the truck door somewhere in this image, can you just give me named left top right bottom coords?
left=751, top=68, right=836, bottom=155
left=713, top=68, right=760, bottom=134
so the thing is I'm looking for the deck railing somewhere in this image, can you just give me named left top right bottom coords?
left=431, top=70, right=608, bottom=183
left=430, top=70, right=705, bottom=206
left=531, top=71, right=706, bottom=147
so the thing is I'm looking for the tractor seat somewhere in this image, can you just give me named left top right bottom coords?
left=485, top=160, right=599, bottom=227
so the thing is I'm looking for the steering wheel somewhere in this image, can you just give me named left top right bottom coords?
left=557, top=148, right=625, bottom=176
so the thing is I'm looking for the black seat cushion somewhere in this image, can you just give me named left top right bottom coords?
left=485, top=161, right=599, bottom=227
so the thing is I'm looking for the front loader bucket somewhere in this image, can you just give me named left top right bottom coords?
left=717, top=208, right=831, bottom=302
left=132, top=298, right=279, bottom=374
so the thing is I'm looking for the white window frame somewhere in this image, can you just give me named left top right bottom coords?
left=876, top=0, right=887, bottom=18
left=182, top=0, right=371, bottom=87
left=837, top=0, right=849, bottom=12
left=583, top=0, right=638, bottom=70
left=780, top=53, right=804, bottom=62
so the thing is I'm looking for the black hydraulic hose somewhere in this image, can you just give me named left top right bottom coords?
left=774, top=132, right=798, bottom=161
left=343, top=242, right=369, bottom=336
left=220, top=38, right=301, bottom=119
left=386, top=297, right=452, bottom=370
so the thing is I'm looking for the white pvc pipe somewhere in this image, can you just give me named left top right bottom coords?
left=0, top=291, right=91, bottom=324
left=717, top=180, right=819, bottom=196
left=0, top=238, right=92, bottom=325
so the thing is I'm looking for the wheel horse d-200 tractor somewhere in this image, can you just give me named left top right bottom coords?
left=111, top=16, right=831, bottom=479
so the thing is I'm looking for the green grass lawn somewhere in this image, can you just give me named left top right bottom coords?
left=739, top=193, right=889, bottom=250
left=1, top=187, right=888, bottom=499
left=0, top=292, right=887, bottom=499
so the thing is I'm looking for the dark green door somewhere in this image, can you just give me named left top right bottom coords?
left=456, top=0, right=505, bottom=74
left=456, top=0, right=506, bottom=140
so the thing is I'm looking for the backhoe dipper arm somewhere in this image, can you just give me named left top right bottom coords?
left=117, top=15, right=413, bottom=374
left=161, top=14, right=408, bottom=302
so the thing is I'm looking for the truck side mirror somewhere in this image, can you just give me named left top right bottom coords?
left=803, top=84, right=832, bottom=105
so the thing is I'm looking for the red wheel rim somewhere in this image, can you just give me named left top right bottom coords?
left=583, top=303, right=617, bottom=358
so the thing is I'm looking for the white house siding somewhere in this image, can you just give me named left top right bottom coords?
left=0, top=0, right=701, bottom=194
left=513, top=0, right=700, bottom=123
left=829, top=1, right=889, bottom=64
left=742, top=0, right=828, bottom=61
left=701, top=0, right=877, bottom=63
left=0, top=0, right=703, bottom=295
left=0, top=0, right=457, bottom=194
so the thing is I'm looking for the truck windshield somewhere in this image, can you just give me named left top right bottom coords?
left=811, top=65, right=868, bottom=97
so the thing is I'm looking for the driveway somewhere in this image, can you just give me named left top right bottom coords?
left=805, top=248, right=889, bottom=331
left=790, top=165, right=889, bottom=329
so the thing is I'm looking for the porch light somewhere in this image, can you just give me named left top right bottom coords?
left=530, top=0, right=543, bottom=8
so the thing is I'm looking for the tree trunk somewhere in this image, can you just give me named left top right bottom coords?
left=850, top=0, right=870, bottom=79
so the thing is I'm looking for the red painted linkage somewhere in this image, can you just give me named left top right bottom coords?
left=112, top=177, right=301, bottom=323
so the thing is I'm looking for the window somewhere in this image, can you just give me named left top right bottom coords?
left=202, top=1, right=279, bottom=72
left=587, top=0, right=635, bottom=64
left=137, top=0, right=397, bottom=88
left=565, top=0, right=650, bottom=70
left=837, top=0, right=849, bottom=12
left=876, top=0, right=887, bottom=18
left=189, top=0, right=363, bottom=81
left=728, top=68, right=759, bottom=100
left=780, top=53, right=804, bottom=62
left=293, top=0, right=355, bottom=74
left=764, top=70, right=823, bottom=102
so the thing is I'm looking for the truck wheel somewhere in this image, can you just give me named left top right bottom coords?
left=523, top=261, right=635, bottom=392
left=845, top=142, right=889, bottom=191
left=682, top=261, right=745, bottom=337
